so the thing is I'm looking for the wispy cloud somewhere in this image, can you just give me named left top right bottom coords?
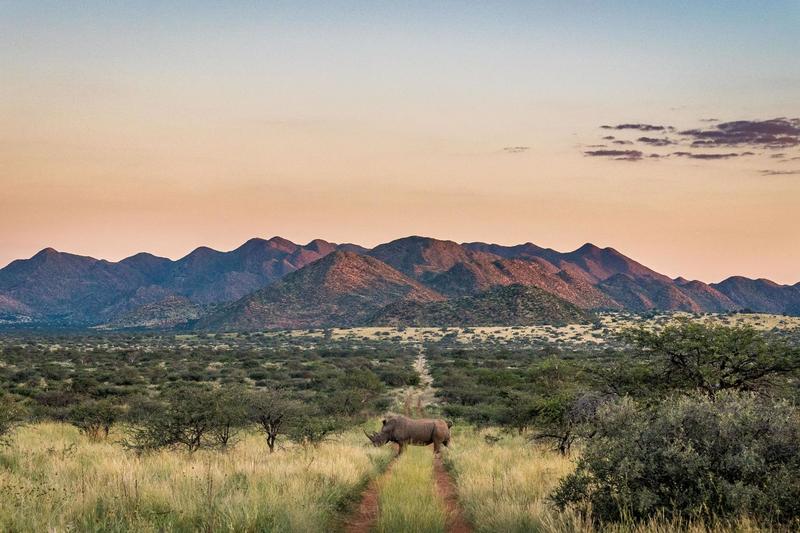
left=760, top=169, right=800, bottom=176
left=584, top=149, right=643, bottom=161
left=638, top=137, right=674, bottom=147
left=583, top=117, right=800, bottom=171
left=673, top=151, right=753, bottom=160
left=679, top=118, right=800, bottom=149
left=601, top=123, right=667, bottom=132
left=503, top=146, right=530, bottom=153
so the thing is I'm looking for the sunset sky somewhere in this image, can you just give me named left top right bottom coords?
left=2, top=1, right=799, bottom=284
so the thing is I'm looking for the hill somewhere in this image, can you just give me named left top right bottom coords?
left=369, top=284, right=594, bottom=327
left=197, top=251, right=444, bottom=330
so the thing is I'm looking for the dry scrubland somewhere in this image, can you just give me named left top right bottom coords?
left=446, top=427, right=770, bottom=533
left=228, top=312, right=800, bottom=346
left=0, top=423, right=393, bottom=532
left=1, top=423, right=775, bottom=533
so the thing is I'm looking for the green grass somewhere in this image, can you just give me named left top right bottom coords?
left=375, top=445, right=446, bottom=533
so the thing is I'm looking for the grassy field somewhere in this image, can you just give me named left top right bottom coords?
left=444, top=427, right=769, bottom=533
left=0, top=423, right=785, bottom=532
left=0, top=423, right=393, bottom=532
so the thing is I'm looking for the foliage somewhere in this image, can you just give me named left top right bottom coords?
left=551, top=392, right=800, bottom=526
left=623, top=321, right=799, bottom=397
left=0, top=393, right=24, bottom=444
left=247, top=389, right=302, bottom=452
left=286, top=414, right=341, bottom=447
left=68, top=399, right=121, bottom=439
left=124, top=384, right=225, bottom=452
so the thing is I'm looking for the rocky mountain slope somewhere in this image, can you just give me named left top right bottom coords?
left=1, top=235, right=798, bottom=328
left=196, top=251, right=444, bottom=330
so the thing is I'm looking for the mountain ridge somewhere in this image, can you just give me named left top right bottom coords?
left=1, top=235, right=798, bottom=328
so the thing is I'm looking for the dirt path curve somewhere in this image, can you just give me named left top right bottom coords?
left=434, top=455, right=473, bottom=533
left=343, top=459, right=395, bottom=533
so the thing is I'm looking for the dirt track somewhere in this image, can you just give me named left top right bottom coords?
left=434, top=455, right=473, bottom=533
left=344, top=351, right=471, bottom=532
left=343, top=459, right=396, bottom=533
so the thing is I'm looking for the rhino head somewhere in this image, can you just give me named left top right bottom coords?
left=364, top=419, right=392, bottom=446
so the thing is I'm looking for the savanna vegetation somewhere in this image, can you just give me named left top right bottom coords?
left=0, top=315, right=799, bottom=531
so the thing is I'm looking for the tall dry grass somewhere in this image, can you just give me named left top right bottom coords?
left=0, top=422, right=392, bottom=532
left=443, top=427, right=768, bottom=533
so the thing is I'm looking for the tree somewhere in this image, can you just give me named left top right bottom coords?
left=208, top=386, right=248, bottom=449
left=248, top=390, right=301, bottom=453
left=0, top=393, right=24, bottom=445
left=124, top=384, right=218, bottom=452
left=623, top=321, right=798, bottom=397
left=529, top=391, right=609, bottom=455
left=286, top=414, right=339, bottom=448
left=69, top=399, right=121, bottom=440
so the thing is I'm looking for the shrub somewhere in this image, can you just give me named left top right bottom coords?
left=125, top=384, right=220, bottom=452
left=0, top=394, right=24, bottom=445
left=69, top=399, right=121, bottom=439
left=552, top=392, right=800, bottom=526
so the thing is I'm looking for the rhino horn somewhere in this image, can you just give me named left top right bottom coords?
left=363, top=430, right=376, bottom=443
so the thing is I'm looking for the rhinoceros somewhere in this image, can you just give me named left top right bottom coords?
left=365, top=415, right=451, bottom=454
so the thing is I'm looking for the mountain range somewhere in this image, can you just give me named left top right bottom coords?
left=0, top=235, right=798, bottom=329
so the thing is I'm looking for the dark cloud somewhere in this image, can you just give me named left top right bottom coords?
left=587, top=117, right=800, bottom=173
left=601, top=123, right=667, bottom=132
left=760, top=169, right=800, bottom=176
left=672, top=151, right=753, bottom=160
left=584, top=149, right=643, bottom=161
left=679, top=118, right=800, bottom=149
left=503, top=146, right=529, bottom=153
left=637, top=137, right=674, bottom=147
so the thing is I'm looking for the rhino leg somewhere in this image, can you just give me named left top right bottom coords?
left=433, top=440, right=441, bottom=454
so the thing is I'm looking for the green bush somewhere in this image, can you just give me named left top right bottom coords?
left=69, top=399, right=121, bottom=439
left=552, top=392, right=800, bottom=526
left=0, top=393, right=24, bottom=444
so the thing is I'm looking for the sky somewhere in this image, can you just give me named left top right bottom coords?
left=1, top=1, right=799, bottom=284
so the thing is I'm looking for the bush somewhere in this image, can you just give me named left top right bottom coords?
left=552, top=392, right=800, bottom=526
left=125, top=384, right=247, bottom=452
left=0, top=394, right=24, bottom=444
left=69, top=399, right=121, bottom=439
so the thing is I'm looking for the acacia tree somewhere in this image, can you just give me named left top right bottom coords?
left=530, top=391, right=610, bottom=455
left=69, top=399, right=121, bottom=440
left=125, top=384, right=218, bottom=452
left=248, top=390, right=301, bottom=453
left=208, top=386, right=248, bottom=449
left=623, top=321, right=798, bottom=398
